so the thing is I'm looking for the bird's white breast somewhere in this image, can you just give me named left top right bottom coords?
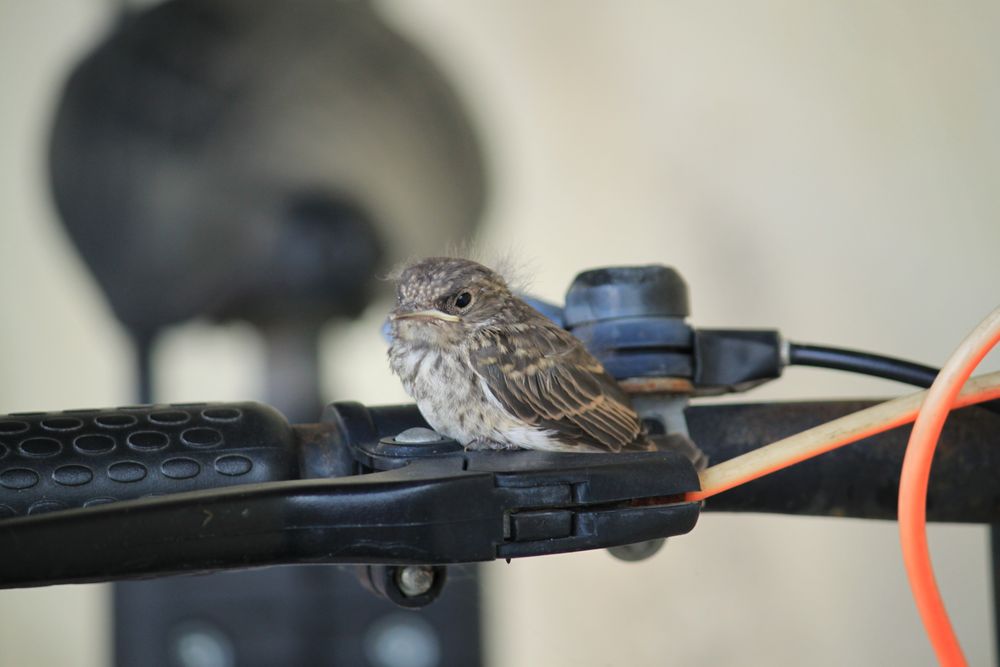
left=389, top=341, right=560, bottom=450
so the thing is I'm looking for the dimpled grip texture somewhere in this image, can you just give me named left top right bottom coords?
left=0, top=402, right=297, bottom=518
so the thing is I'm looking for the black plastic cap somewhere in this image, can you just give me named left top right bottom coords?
left=564, top=266, right=690, bottom=327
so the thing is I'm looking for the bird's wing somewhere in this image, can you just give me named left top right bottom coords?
left=469, top=322, right=646, bottom=452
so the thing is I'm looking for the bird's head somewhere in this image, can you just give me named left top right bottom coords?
left=390, top=257, right=515, bottom=342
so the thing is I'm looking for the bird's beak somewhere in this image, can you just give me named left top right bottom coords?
left=390, top=308, right=460, bottom=323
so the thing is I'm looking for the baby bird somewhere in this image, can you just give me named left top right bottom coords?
left=388, top=257, right=655, bottom=453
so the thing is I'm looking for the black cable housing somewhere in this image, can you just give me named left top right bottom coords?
left=787, top=342, right=939, bottom=387
left=787, top=341, right=1000, bottom=415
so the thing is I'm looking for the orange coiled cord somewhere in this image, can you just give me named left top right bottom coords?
left=898, top=307, right=1000, bottom=666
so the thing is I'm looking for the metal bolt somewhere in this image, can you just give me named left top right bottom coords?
left=364, top=613, right=441, bottom=667
left=396, top=565, right=435, bottom=597
left=607, top=538, right=666, bottom=562
left=393, top=427, right=444, bottom=444
left=170, top=622, right=235, bottom=667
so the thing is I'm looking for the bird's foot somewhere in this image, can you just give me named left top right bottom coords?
left=465, top=438, right=521, bottom=451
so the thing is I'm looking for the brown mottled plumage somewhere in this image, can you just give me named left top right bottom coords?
left=388, top=257, right=653, bottom=452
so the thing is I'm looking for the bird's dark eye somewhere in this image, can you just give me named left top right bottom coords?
left=454, top=291, right=473, bottom=309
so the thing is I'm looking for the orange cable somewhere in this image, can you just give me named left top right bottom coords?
left=898, top=307, right=1000, bottom=666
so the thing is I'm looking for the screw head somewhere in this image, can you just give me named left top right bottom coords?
left=396, top=565, right=435, bottom=597
left=393, top=427, right=445, bottom=444
left=607, top=538, right=666, bottom=562
left=169, top=622, right=235, bottom=667
left=364, top=613, right=441, bottom=667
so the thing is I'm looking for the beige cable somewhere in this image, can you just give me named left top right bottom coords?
left=687, top=369, right=1000, bottom=501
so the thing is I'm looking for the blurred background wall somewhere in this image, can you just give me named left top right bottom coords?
left=2, top=1, right=999, bottom=665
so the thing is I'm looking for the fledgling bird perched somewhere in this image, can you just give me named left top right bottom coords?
left=388, top=256, right=655, bottom=453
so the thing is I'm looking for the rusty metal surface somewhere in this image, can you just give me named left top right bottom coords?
left=620, top=377, right=695, bottom=395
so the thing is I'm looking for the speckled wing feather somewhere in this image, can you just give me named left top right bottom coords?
left=469, top=315, right=650, bottom=452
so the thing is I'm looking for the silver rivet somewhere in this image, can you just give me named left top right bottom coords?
left=170, top=622, right=235, bottom=667
left=364, top=613, right=441, bottom=667
left=396, top=565, right=435, bottom=597
left=607, top=538, right=666, bottom=562
left=393, top=427, right=444, bottom=444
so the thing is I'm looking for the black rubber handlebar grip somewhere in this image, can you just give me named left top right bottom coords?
left=0, top=402, right=298, bottom=518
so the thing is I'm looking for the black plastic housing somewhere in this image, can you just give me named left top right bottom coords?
left=692, top=329, right=783, bottom=393
left=0, top=400, right=702, bottom=588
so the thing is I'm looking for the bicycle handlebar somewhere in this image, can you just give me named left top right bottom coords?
left=0, top=402, right=300, bottom=518
left=0, top=398, right=997, bottom=595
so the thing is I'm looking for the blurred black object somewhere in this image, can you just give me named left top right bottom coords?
left=49, top=0, right=486, bottom=417
left=47, top=1, right=486, bottom=665
left=115, top=566, right=482, bottom=667
left=50, top=0, right=485, bottom=333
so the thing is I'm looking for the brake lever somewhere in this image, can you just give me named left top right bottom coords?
left=0, top=406, right=700, bottom=590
